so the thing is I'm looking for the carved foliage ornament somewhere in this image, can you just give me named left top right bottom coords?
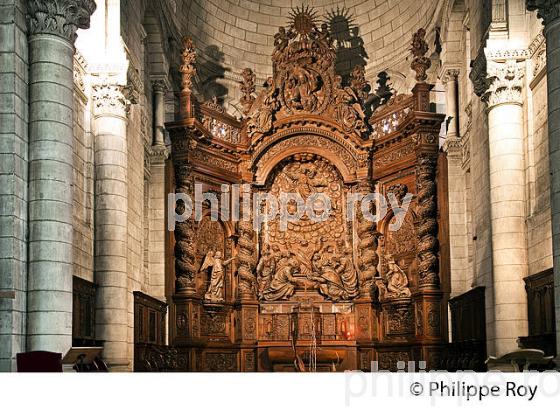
left=239, top=68, right=256, bottom=116
left=411, top=28, right=431, bottom=82
left=174, top=160, right=197, bottom=292
left=483, top=60, right=525, bottom=107
left=180, top=37, right=197, bottom=92
left=27, top=0, right=96, bottom=42
left=92, top=83, right=129, bottom=117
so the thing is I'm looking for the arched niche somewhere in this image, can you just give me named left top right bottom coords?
left=194, top=211, right=236, bottom=301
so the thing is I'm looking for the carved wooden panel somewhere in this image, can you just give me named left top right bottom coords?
left=377, top=351, right=410, bottom=371
left=449, top=287, right=486, bottom=343
left=134, top=291, right=167, bottom=345
left=519, top=269, right=556, bottom=356
left=72, top=276, right=96, bottom=345
left=202, top=351, right=238, bottom=372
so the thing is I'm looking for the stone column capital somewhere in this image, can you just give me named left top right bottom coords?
left=483, top=60, right=525, bottom=108
left=527, top=0, right=560, bottom=27
left=92, top=83, right=130, bottom=118
left=148, top=145, right=170, bottom=164
left=152, top=79, right=170, bottom=94
left=27, top=0, right=96, bottom=43
left=441, top=68, right=460, bottom=85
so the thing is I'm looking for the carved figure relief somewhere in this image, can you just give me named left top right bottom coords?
left=200, top=251, right=236, bottom=303
left=376, top=254, right=411, bottom=301
left=243, top=7, right=372, bottom=140
left=257, top=155, right=359, bottom=302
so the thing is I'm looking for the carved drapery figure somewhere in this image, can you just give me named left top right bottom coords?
left=256, top=244, right=276, bottom=299
left=376, top=254, right=411, bottom=301
left=332, top=75, right=368, bottom=134
left=200, top=251, right=236, bottom=302
left=247, top=77, right=277, bottom=134
left=307, top=243, right=359, bottom=302
left=261, top=252, right=301, bottom=301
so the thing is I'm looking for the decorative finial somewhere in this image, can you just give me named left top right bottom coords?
left=239, top=68, right=256, bottom=116
left=410, top=28, right=431, bottom=83
left=180, top=37, right=196, bottom=92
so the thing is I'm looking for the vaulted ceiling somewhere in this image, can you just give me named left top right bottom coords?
left=176, top=0, right=444, bottom=114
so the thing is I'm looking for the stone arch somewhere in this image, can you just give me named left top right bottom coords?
left=252, top=126, right=361, bottom=186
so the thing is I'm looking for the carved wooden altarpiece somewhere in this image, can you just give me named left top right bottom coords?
left=165, top=11, right=447, bottom=372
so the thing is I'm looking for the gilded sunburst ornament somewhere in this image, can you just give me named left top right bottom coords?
left=288, top=6, right=319, bottom=36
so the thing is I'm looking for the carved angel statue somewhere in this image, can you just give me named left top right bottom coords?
left=332, top=75, right=367, bottom=134
left=273, top=26, right=295, bottom=54
left=383, top=254, right=411, bottom=299
left=200, top=250, right=236, bottom=303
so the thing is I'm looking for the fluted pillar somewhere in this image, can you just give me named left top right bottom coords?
left=483, top=60, right=528, bottom=356
left=527, top=0, right=560, bottom=362
left=92, top=83, right=129, bottom=370
left=26, top=0, right=96, bottom=353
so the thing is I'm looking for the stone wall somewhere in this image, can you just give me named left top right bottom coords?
left=0, top=0, right=28, bottom=372
left=72, top=55, right=94, bottom=283
left=177, top=0, right=446, bottom=115
left=438, top=0, right=553, bottom=354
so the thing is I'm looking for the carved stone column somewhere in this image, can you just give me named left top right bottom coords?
left=483, top=60, right=528, bottom=356
left=443, top=69, right=460, bottom=141
left=92, top=83, right=130, bottom=370
left=26, top=0, right=96, bottom=353
left=442, top=69, right=468, bottom=296
left=152, top=80, right=168, bottom=147
left=527, top=0, right=560, bottom=362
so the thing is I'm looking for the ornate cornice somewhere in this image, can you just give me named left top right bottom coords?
left=527, top=0, right=560, bottom=27
left=483, top=60, right=525, bottom=108
left=92, top=83, right=129, bottom=118
left=27, top=0, right=96, bottom=43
